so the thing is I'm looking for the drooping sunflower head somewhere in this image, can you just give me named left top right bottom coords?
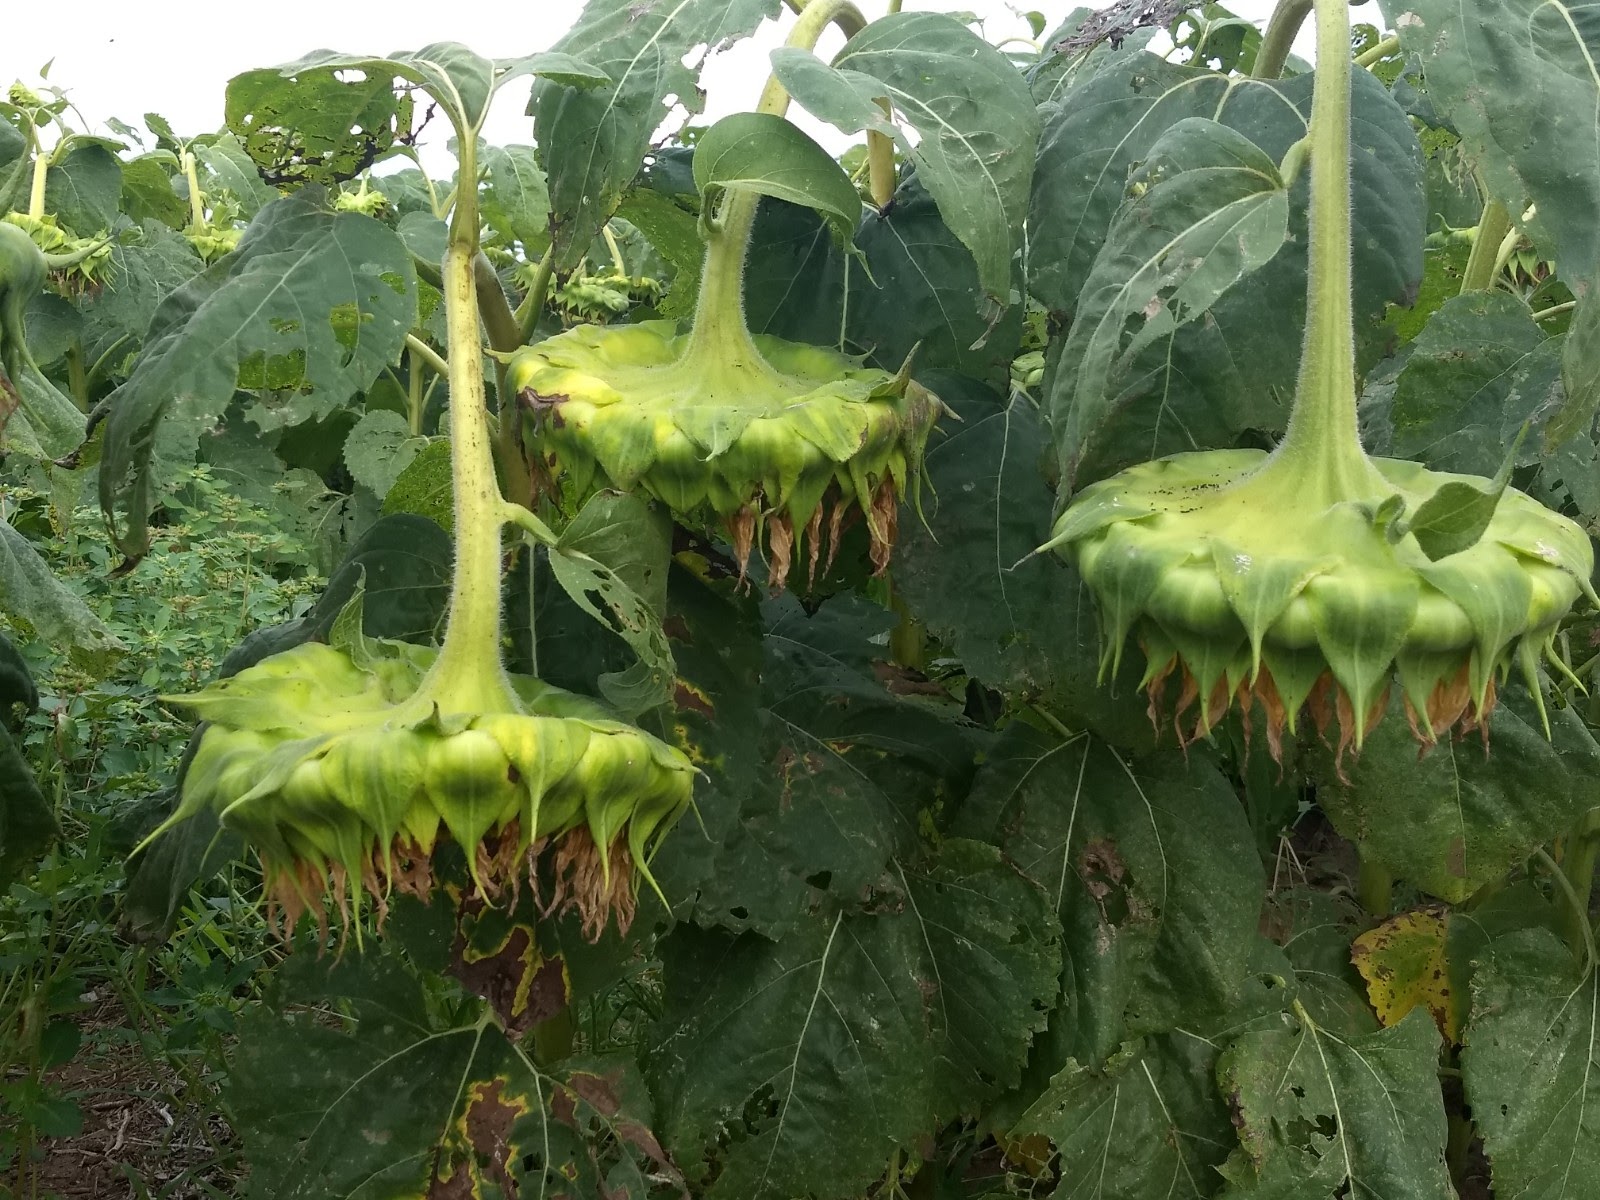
left=510, top=321, right=942, bottom=590
left=151, top=636, right=697, bottom=944
left=1047, top=450, right=1595, bottom=767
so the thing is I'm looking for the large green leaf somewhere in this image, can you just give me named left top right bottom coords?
left=231, top=44, right=606, bottom=169
left=1363, top=291, right=1559, bottom=478
left=479, top=144, right=549, bottom=250
left=43, top=141, right=122, bottom=235
left=232, top=944, right=671, bottom=1199
left=891, top=374, right=1154, bottom=748
left=646, top=581, right=980, bottom=937
left=747, top=173, right=1025, bottom=387
left=957, top=723, right=1265, bottom=1066
left=1462, top=930, right=1600, bottom=1199
left=773, top=10, right=1040, bottom=309
left=532, top=0, right=778, bottom=268
left=341, top=409, right=427, bottom=499
left=97, top=197, right=417, bottom=560
left=1008, top=1034, right=1236, bottom=1199
left=546, top=491, right=676, bottom=718
left=1383, top=0, right=1600, bottom=444
left=0, top=522, right=125, bottom=675
left=1029, top=60, right=1421, bottom=486
left=650, top=840, right=1061, bottom=1200
left=77, top=220, right=204, bottom=368
left=693, top=112, right=862, bottom=250
left=1051, top=117, right=1289, bottom=485
left=1318, top=691, right=1600, bottom=903
left=1216, top=1008, right=1454, bottom=1197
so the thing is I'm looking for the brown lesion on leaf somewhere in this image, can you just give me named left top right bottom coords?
left=673, top=679, right=715, bottom=719
left=428, top=1078, right=529, bottom=1200
left=449, top=893, right=568, bottom=1038
left=1077, top=836, right=1145, bottom=951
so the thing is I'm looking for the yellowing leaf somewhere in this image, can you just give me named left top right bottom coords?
left=1350, top=908, right=1462, bottom=1042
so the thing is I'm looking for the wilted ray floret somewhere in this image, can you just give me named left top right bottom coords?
left=144, top=633, right=697, bottom=945
left=1045, top=451, right=1595, bottom=767
left=510, top=321, right=942, bottom=590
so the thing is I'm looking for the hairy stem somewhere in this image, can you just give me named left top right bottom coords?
left=1255, top=0, right=1385, bottom=502
left=27, top=153, right=49, bottom=222
left=412, top=132, right=517, bottom=714
left=1253, top=0, right=1313, bottom=79
left=1460, top=198, right=1513, bottom=293
left=182, top=151, right=206, bottom=229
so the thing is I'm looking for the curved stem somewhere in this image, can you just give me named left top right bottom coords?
left=1256, top=0, right=1384, bottom=501
left=412, top=130, right=516, bottom=714
left=1253, top=0, right=1312, bottom=79
left=677, top=0, right=867, bottom=378
left=1535, top=300, right=1577, bottom=323
left=1460, top=198, right=1513, bottom=293
left=1538, top=845, right=1598, bottom=972
left=1557, top=810, right=1600, bottom=968
left=405, top=332, right=449, bottom=379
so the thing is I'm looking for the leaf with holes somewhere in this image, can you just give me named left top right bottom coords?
left=956, top=722, right=1265, bottom=1066
left=1216, top=1007, right=1454, bottom=1197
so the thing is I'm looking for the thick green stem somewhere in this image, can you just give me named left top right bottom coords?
left=1253, top=0, right=1313, bottom=79
left=1357, top=854, right=1393, bottom=917
left=1254, top=0, right=1385, bottom=504
left=1461, top=198, right=1513, bottom=293
left=412, top=133, right=517, bottom=715
left=472, top=251, right=533, bottom=506
left=676, top=0, right=867, bottom=381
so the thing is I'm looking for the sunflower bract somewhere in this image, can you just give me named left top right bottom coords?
left=511, top=320, right=941, bottom=590
left=152, top=634, right=697, bottom=943
left=1049, top=449, right=1595, bottom=765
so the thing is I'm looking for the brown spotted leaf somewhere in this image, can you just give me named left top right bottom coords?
left=1350, top=908, right=1463, bottom=1043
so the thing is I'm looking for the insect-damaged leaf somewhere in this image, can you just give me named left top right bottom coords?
left=533, top=0, right=779, bottom=269
left=1216, top=1007, right=1454, bottom=1198
left=1007, top=1034, right=1236, bottom=1199
left=956, top=722, right=1265, bottom=1066
left=1031, top=60, right=1422, bottom=488
left=1461, top=929, right=1600, bottom=1199
left=98, top=197, right=417, bottom=560
left=649, top=840, right=1060, bottom=1200
left=1050, top=117, right=1289, bottom=487
left=230, top=941, right=677, bottom=1199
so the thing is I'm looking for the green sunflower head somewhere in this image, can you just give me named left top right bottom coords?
left=147, top=629, right=697, bottom=945
left=1046, top=450, right=1595, bottom=768
left=509, top=320, right=942, bottom=590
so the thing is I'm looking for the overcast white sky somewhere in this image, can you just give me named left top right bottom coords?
left=4, top=0, right=1374, bottom=170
